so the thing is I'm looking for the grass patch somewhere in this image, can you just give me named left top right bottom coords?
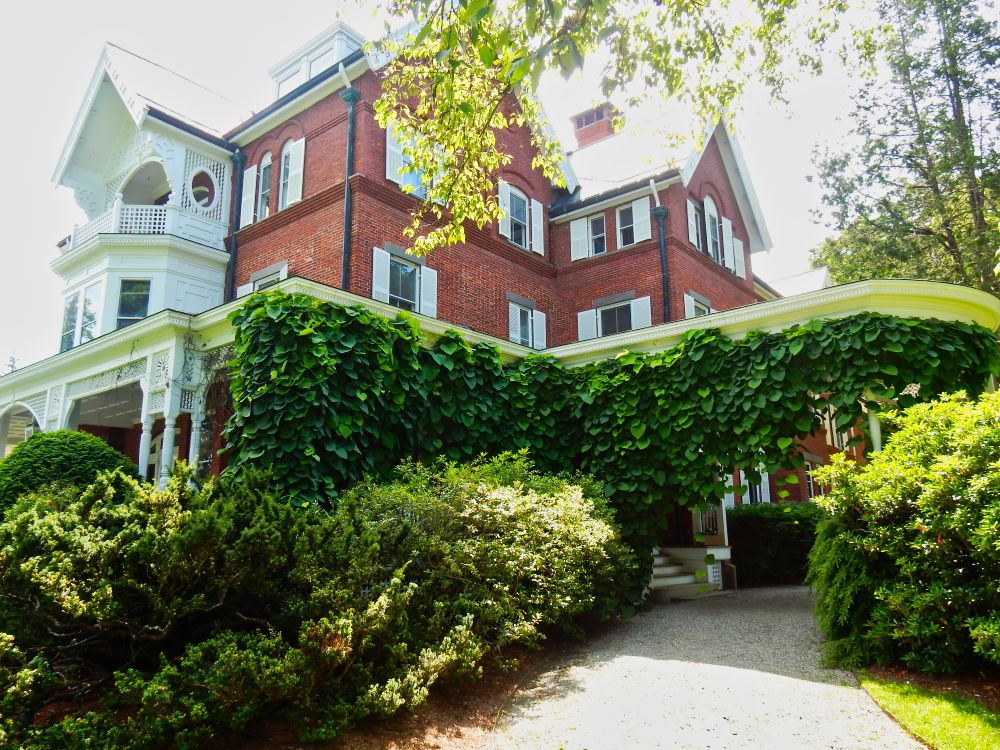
left=861, top=675, right=1000, bottom=750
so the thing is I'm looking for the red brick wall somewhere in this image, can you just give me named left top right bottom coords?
left=230, top=70, right=757, bottom=346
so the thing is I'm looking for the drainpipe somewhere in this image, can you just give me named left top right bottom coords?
left=649, top=178, right=670, bottom=322
left=225, top=148, right=245, bottom=303
left=339, top=63, right=360, bottom=291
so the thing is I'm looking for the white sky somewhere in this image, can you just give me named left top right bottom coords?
left=0, top=0, right=859, bottom=369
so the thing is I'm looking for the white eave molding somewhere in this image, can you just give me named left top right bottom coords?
left=680, top=118, right=773, bottom=254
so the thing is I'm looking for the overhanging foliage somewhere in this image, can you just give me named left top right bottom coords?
left=227, top=291, right=999, bottom=551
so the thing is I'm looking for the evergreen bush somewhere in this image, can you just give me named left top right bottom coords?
left=0, top=453, right=634, bottom=747
left=727, top=501, right=823, bottom=586
left=0, top=430, right=138, bottom=510
left=807, top=392, right=1000, bottom=674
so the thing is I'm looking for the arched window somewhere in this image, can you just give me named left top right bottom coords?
left=703, top=196, right=721, bottom=263
left=257, top=152, right=272, bottom=220
left=279, top=140, right=294, bottom=210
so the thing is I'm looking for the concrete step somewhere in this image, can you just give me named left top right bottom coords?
left=651, top=564, right=685, bottom=577
left=652, top=554, right=671, bottom=566
left=648, top=574, right=697, bottom=589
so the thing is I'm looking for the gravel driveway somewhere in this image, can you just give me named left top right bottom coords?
left=491, top=587, right=922, bottom=750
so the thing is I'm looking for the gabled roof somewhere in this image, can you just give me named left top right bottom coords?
left=53, top=44, right=246, bottom=183
left=553, top=116, right=773, bottom=253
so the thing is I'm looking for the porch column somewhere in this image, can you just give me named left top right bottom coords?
left=137, top=381, right=153, bottom=475
left=159, top=414, right=177, bottom=488
left=0, top=412, right=10, bottom=459
left=719, top=500, right=730, bottom=547
left=867, top=409, right=882, bottom=453
left=187, top=398, right=205, bottom=469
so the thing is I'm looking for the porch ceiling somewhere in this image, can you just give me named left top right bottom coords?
left=74, top=382, right=143, bottom=429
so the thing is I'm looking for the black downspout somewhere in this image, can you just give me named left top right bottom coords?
left=225, top=149, right=245, bottom=303
left=340, top=87, right=360, bottom=291
left=652, top=204, right=670, bottom=322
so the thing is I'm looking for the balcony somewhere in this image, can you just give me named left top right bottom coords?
left=63, top=197, right=228, bottom=254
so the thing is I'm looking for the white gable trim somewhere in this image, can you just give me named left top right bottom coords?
left=679, top=120, right=772, bottom=254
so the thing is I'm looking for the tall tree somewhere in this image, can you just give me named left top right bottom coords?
left=812, top=0, right=999, bottom=293
left=369, top=0, right=847, bottom=255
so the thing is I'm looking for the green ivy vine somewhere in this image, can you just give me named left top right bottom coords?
left=227, top=291, right=999, bottom=553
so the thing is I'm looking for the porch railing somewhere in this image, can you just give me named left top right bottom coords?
left=64, top=196, right=227, bottom=253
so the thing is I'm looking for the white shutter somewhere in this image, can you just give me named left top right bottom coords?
left=239, top=165, right=257, bottom=229
left=508, top=302, right=520, bottom=343
left=498, top=180, right=511, bottom=238
left=577, top=309, right=597, bottom=341
left=760, top=468, right=772, bottom=503
left=570, top=218, right=589, bottom=261
left=723, top=471, right=735, bottom=509
left=372, top=247, right=390, bottom=303
left=530, top=199, right=545, bottom=255
left=738, top=469, right=747, bottom=504
left=532, top=310, right=546, bottom=349
left=631, top=296, right=652, bottom=330
left=286, top=138, right=305, bottom=205
left=632, top=196, right=652, bottom=242
left=419, top=266, right=437, bottom=318
left=686, top=199, right=698, bottom=245
left=236, top=282, right=253, bottom=298
left=721, top=216, right=736, bottom=272
left=683, top=293, right=696, bottom=319
left=385, top=126, right=403, bottom=184
left=733, top=237, right=746, bottom=279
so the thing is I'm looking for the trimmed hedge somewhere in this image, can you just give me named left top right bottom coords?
left=728, top=502, right=824, bottom=586
left=0, top=430, right=138, bottom=510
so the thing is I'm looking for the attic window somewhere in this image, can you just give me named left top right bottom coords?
left=575, top=110, right=605, bottom=129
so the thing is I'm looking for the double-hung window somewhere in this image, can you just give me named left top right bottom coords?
left=385, top=125, right=428, bottom=199
left=278, top=138, right=305, bottom=211
left=508, top=188, right=529, bottom=249
left=704, top=196, right=721, bottom=263
left=372, top=247, right=438, bottom=317
left=739, top=467, right=772, bottom=504
left=805, top=461, right=820, bottom=499
left=570, top=214, right=607, bottom=260
left=117, top=279, right=150, bottom=329
left=617, top=196, right=652, bottom=248
left=507, top=297, right=547, bottom=349
left=599, top=302, right=632, bottom=336
left=618, top=206, right=635, bottom=247
left=498, top=179, right=545, bottom=255
left=257, top=152, right=272, bottom=220
left=59, top=282, right=102, bottom=352
left=577, top=295, right=652, bottom=341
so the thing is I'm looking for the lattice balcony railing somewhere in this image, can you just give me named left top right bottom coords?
left=65, top=197, right=227, bottom=253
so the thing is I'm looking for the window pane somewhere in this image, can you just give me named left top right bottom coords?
left=509, top=192, right=528, bottom=249
left=388, top=259, right=418, bottom=311
left=80, top=283, right=101, bottom=343
left=518, top=307, right=532, bottom=346
left=619, top=207, right=634, bottom=246
left=600, top=303, right=632, bottom=336
left=60, top=293, right=79, bottom=352
left=591, top=216, right=606, bottom=255
left=258, top=162, right=271, bottom=219
left=117, top=280, right=150, bottom=328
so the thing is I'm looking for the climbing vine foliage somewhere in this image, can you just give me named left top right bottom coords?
left=227, top=291, right=998, bottom=550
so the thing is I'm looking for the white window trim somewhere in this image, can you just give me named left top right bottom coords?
left=507, top=301, right=547, bottom=350
left=371, top=247, right=438, bottom=318
left=60, top=284, right=101, bottom=352
left=116, top=278, right=151, bottom=330
left=617, top=204, right=636, bottom=248
left=507, top=185, right=530, bottom=250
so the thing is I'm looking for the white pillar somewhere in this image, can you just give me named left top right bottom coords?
left=159, top=415, right=177, bottom=488
left=187, top=405, right=204, bottom=469
left=138, top=415, right=154, bottom=479
left=867, top=409, right=882, bottom=453
left=0, top=412, right=10, bottom=459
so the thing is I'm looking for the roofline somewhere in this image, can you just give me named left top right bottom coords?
left=225, top=48, right=366, bottom=140
left=52, top=48, right=114, bottom=184
left=146, top=108, right=234, bottom=151
left=753, top=275, right=782, bottom=300
left=549, top=168, right=680, bottom=218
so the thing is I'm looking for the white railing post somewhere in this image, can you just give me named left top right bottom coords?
left=165, top=204, right=179, bottom=236
left=111, top=193, right=124, bottom=232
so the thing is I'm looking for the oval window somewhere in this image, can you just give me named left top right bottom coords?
left=190, top=170, right=216, bottom=208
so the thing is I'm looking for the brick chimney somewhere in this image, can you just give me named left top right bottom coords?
left=571, top=103, right=616, bottom=148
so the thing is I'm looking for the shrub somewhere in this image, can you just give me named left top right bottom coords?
left=727, top=501, right=824, bottom=586
left=807, top=391, right=1000, bottom=674
left=0, top=453, right=634, bottom=747
left=0, top=430, right=138, bottom=510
